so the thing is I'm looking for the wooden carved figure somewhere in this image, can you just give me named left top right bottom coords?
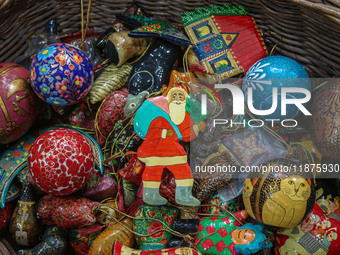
left=134, top=87, right=206, bottom=206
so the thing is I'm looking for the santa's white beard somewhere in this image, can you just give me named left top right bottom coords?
left=169, top=100, right=186, bottom=125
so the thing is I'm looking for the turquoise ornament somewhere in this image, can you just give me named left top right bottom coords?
left=242, top=56, right=311, bottom=120
left=0, top=134, right=35, bottom=208
left=30, top=43, right=93, bottom=106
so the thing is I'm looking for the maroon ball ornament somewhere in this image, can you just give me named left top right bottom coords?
left=27, top=128, right=95, bottom=196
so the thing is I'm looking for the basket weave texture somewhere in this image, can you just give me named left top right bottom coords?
left=1, top=0, right=340, bottom=77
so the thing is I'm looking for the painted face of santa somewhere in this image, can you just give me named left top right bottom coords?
left=168, top=88, right=187, bottom=125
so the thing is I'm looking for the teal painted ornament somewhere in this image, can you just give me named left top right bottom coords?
left=242, top=56, right=311, bottom=120
left=0, top=134, right=35, bottom=208
left=30, top=43, right=93, bottom=106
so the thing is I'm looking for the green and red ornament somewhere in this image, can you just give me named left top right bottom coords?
left=133, top=204, right=179, bottom=250
left=30, top=43, right=93, bottom=107
left=196, top=211, right=272, bottom=255
left=27, top=128, right=95, bottom=196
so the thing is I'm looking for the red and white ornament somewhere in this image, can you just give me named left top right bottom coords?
left=27, top=128, right=95, bottom=196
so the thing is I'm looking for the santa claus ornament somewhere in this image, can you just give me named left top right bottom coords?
left=27, top=128, right=95, bottom=196
left=134, top=87, right=207, bottom=206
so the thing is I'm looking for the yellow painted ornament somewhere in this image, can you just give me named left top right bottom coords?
left=243, top=159, right=316, bottom=228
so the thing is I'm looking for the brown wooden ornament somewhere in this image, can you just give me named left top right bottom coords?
left=242, top=159, right=316, bottom=228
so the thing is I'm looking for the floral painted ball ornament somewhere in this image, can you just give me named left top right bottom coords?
left=27, top=128, right=95, bottom=196
left=243, top=56, right=311, bottom=120
left=30, top=43, right=93, bottom=106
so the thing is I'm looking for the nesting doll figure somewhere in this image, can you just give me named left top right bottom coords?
left=134, top=87, right=207, bottom=206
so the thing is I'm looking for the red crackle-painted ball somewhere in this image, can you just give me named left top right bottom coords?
left=27, top=128, right=95, bottom=196
left=0, top=63, right=40, bottom=144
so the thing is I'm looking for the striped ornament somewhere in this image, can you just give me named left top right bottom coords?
left=89, top=64, right=132, bottom=104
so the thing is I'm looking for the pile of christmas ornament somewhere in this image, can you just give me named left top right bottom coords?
left=0, top=3, right=339, bottom=255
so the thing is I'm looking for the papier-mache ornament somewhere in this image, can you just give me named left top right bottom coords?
left=106, top=31, right=153, bottom=67
left=68, top=102, right=94, bottom=130
left=68, top=224, right=104, bottom=255
left=37, top=194, right=99, bottom=229
left=311, top=79, right=340, bottom=160
left=88, top=64, right=132, bottom=104
left=275, top=203, right=340, bottom=255
left=116, top=14, right=192, bottom=46
left=96, top=89, right=128, bottom=145
left=196, top=211, right=272, bottom=255
left=17, top=226, right=67, bottom=255
left=243, top=159, right=316, bottom=228
left=82, top=167, right=118, bottom=202
left=181, top=5, right=267, bottom=79
left=0, top=203, right=13, bottom=235
left=112, top=241, right=201, bottom=255
left=133, top=204, right=179, bottom=250
left=27, top=128, right=95, bottom=196
left=95, top=4, right=147, bottom=52
left=127, top=39, right=181, bottom=95
left=30, top=43, right=93, bottom=107
left=206, top=191, right=243, bottom=215
left=0, top=134, right=35, bottom=208
left=242, top=56, right=311, bottom=120
left=0, top=63, right=40, bottom=144
left=134, top=86, right=208, bottom=206
left=9, top=184, right=42, bottom=248
left=88, top=217, right=135, bottom=255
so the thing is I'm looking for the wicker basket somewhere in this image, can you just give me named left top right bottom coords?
left=1, top=0, right=340, bottom=77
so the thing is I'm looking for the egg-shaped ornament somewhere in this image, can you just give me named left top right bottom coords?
left=0, top=63, right=40, bottom=144
left=27, top=128, right=95, bottom=196
left=311, top=80, right=339, bottom=160
left=243, top=56, right=311, bottom=120
left=30, top=43, right=93, bottom=107
left=242, top=158, right=316, bottom=228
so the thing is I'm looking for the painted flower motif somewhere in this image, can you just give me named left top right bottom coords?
left=78, top=86, right=91, bottom=100
left=39, top=64, right=50, bottom=75
left=64, top=69, right=70, bottom=76
left=40, top=84, right=50, bottom=94
left=74, top=75, right=84, bottom=88
left=56, top=80, right=68, bottom=94
left=37, top=45, right=56, bottom=61
left=46, top=97, right=68, bottom=106
left=73, top=53, right=83, bottom=64
left=152, top=24, right=161, bottom=29
left=55, top=53, right=66, bottom=66
left=31, top=67, right=36, bottom=80
left=69, top=64, right=75, bottom=70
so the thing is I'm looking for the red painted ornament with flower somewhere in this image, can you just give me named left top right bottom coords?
left=30, top=43, right=93, bottom=106
left=27, top=128, right=95, bottom=196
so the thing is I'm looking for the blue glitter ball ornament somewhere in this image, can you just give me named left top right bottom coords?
left=242, top=56, right=311, bottom=120
left=30, top=43, right=93, bottom=106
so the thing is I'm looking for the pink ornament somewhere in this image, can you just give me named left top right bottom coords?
left=27, top=128, right=95, bottom=196
left=0, top=63, right=39, bottom=144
